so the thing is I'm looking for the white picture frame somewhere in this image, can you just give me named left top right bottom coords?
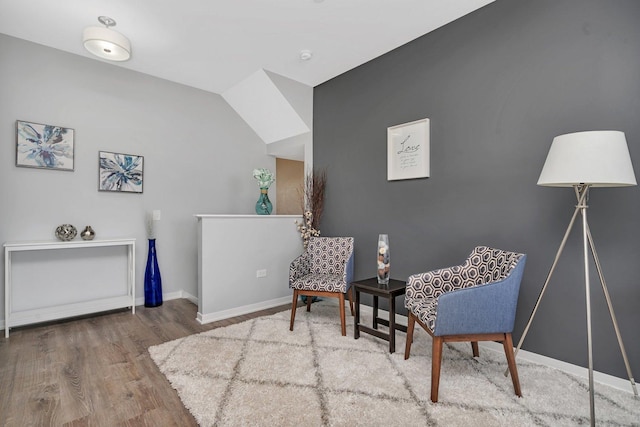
left=387, top=118, right=430, bottom=181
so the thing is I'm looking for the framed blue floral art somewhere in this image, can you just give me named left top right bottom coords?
left=16, top=120, right=75, bottom=171
left=98, top=151, right=144, bottom=193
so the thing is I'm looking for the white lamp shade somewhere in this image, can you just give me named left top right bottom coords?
left=537, top=131, right=637, bottom=187
left=83, top=26, right=131, bottom=61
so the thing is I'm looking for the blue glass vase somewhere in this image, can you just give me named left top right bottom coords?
left=255, top=188, right=273, bottom=215
left=144, top=238, right=163, bottom=307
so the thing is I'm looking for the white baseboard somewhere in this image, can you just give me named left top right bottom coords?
left=196, top=296, right=291, bottom=324
left=360, top=305, right=637, bottom=395
left=181, top=290, right=198, bottom=305
left=0, top=290, right=197, bottom=333
left=2, top=296, right=134, bottom=335
left=1, top=291, right=635, bottom=396
left=480, top=341, right=636, bottom=394
left=135, top=290, right=190, bottom=307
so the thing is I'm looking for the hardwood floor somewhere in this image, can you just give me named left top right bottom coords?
left=0, top=299, right=292, bottom=426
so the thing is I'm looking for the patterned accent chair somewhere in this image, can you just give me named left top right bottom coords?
left=404, top=246, right=527, bottom=403
left=289, top=237, right=355, bottom=336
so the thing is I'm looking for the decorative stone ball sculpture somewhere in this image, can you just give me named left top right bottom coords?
left=55, top=224, right=77, bottom=241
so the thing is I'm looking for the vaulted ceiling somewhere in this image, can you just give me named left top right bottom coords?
left=0, top=0, right=494, bottom=94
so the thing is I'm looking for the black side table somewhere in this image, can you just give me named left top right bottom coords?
left=352, top=278, right=407, bottom=353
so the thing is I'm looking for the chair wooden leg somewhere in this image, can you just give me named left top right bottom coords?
left=289, top=290, right=299, bottom=331
left=503, top=333, right=522, bottom=397
left=431, top=336, right=444, bottom=403
left=404, top=312, right=416, bottom=360
left=338, top=293, right=346, bottom=336
left=471, top=341, right=479, bottom=357
left=306, top=294, right=312, bottom=312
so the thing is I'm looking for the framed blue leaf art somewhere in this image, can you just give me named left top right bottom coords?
left=16, top=120, right=75, bottom=171
left=98, top=151, right=144, bottom=193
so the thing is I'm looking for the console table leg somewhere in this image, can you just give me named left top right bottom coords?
left=5, top=249, right=10, bottom=338
left=129, top=242, right=136, bottom=314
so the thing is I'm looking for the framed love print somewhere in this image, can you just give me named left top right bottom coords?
left=387, top=118, right=430, bottom=181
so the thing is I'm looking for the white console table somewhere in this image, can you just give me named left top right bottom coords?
left=4, top=238, right=136, bottom=337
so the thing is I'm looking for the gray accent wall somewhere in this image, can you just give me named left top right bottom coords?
left=314, top=0, right=640, bottom=379
left=0, top=34, right=274, bottom=314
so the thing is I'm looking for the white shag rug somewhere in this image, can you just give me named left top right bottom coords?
left=149, top=300, right=639, bottom=426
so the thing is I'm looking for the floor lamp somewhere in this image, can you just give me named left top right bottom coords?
left=513, top=130, right=639, bottom=426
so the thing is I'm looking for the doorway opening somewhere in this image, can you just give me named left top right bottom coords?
left=275, top=158, right=304, bottom=214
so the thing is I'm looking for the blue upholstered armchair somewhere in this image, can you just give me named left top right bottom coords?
left=289, top=237, right=354, bottom=336
left=404, top=246, right=527, bottom=402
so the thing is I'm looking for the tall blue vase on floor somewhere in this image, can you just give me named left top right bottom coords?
left=144, top=238, right=163, bottom=307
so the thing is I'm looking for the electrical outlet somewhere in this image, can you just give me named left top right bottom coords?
left=256, top=269, right=267, bottom=278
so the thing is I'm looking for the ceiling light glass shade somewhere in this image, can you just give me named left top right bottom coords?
left=83, top=26, right=131, bottom=61
left=537, top=130, right=637, bottom=187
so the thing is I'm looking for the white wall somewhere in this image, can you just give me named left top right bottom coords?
left=196, top=215, right=302, bottom=323
left=265, top=70, right=313, bottom=164
left=0, top=34, right=277, bottom=317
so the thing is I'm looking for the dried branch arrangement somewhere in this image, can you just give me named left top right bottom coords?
left=296, top=168, right=327, bottom=249
left=302, top=168, right=326, bottom=230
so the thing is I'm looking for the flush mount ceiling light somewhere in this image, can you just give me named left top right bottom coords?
left=83, top=16, right=131, bottom=61
left=299, top=50, right=313, bottom=61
